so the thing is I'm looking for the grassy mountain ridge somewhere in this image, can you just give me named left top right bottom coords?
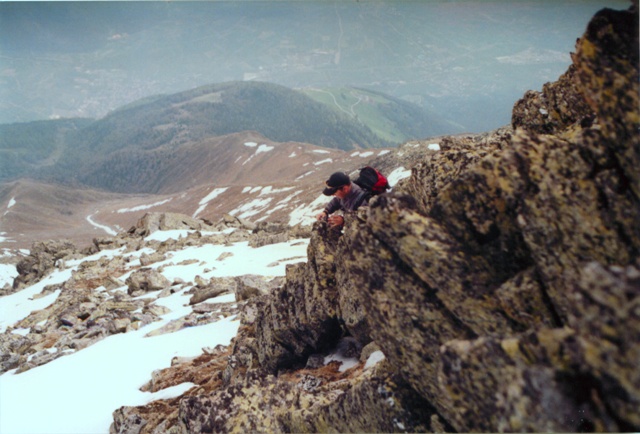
left=302, top=86, right=463, bottom=143
left=70, top=81, right=387, bottom=156
left=1, top=81, right=446, bottom=193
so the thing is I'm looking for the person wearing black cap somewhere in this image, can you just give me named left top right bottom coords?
left=316, top=171, right=370, bottom=228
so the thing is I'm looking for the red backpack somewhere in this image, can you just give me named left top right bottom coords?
left=354, top=166, right=390, bottom=196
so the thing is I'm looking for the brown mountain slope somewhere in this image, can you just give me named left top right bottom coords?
left=1, top=133, right=438, bottom=250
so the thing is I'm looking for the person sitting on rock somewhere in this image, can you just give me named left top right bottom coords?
left=316, top=171, right=370, bottom=229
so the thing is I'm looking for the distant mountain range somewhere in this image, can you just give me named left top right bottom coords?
left=1, top=1, right=623, bottom=131
left=0, top=81, right=459, bottom=193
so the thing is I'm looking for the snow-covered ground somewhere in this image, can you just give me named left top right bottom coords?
left=0, top=263, right=18, bottom=289
left=86, top=213, right=118, bottom=236
left=0, top=230, right=310, bottom=434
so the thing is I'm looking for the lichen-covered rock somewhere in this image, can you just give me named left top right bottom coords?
left=176, top=359, right=439, bottom=434
left=566, top=259, right=640, bottom=427
left=338, top=3, right=639, bottom=431
left=109, top=5, right=639, bottom=433
left=401, top=127, right=512, bottom=214
left=512, top=64, right=594, bottom=135
left=0, top=333, right=31, bottom=374
left=253, top=222, right=344, bottom=372
left=436, top=328, right=620, bottom=432
left=572, top=5, right=640, bottom=198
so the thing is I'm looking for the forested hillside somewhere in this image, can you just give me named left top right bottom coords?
left=0, top=81, right=447, bottom=192
left=0, top=119, right=91, bottom=182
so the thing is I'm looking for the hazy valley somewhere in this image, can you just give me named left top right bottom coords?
left=0, top=1, right=625, bottom=130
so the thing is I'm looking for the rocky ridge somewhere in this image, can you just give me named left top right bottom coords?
left=106, top=4, right=639, bottom=433
left=1, top=3, right=638, bottom=433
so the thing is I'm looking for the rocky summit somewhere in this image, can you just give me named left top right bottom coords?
left=1, top=3, right=639, bottom=433
left=107, top=4, right=638, bottom=432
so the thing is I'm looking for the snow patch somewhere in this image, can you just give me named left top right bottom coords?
left=256, top=144, right=274, bottom=154
left=86, top=214, right=118, bottom=236
left=143, top=382, right=195, bottom=403
left=230, top=197, right=273, bottom=219
left=296, top=171, right=315, bottom=180
left=313, top=158, right=333, bottom=166
left=0, top=263, right=18, bottom=289
left=324, top=352, right=359, bottom=372
left=387, top=167, right=412, bottom=187
left=194, top=187, right=228, bottom=218
left=351, top=150, right=375, bottom=158
left=260, top=186, right=294, bottom=196
left=288, top=194, right=327, bottom=227
left=244, top=141, right=258, bottom=147
left=0, top=236, right=309, bottom=434
left=3, top=197, right=17, bottom=216
left=259, top=186, right=273, bottom=195
left=365, top=350, right=385, bottom=369
left=427, top=143, right=440, bottom=151
left=0, top=232, right=14, bottom=243
left=117, top=198, right=172, bottom=214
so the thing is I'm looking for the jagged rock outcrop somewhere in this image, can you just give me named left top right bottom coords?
left=12, top=239, right=80, bottom=290
left=339, top=4, right=639, bottom=432
left=109, top=5, right=638, bottom=433
left=128, top=212, right=213, bottom=237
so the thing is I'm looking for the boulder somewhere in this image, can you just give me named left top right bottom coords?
left=187, top=276, right=240, bottom=305
left=129, top=212, right=211, bottom=237
left=125, top=269, right=171, bottom=295
left=13, top=239, right=78, bottom=289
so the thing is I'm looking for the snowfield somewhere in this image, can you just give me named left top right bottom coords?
left=0, top=230, right=310, bottom=434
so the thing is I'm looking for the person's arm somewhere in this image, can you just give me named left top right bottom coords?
left=324, top=197, right=341, bottom=215
left=316, top=197, right=342, bottom=221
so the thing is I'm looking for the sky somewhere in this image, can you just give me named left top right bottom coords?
left=0, top=229, right=318, bottom=434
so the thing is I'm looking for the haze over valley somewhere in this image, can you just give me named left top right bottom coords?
left=0, top=1, right=626, bottom=131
